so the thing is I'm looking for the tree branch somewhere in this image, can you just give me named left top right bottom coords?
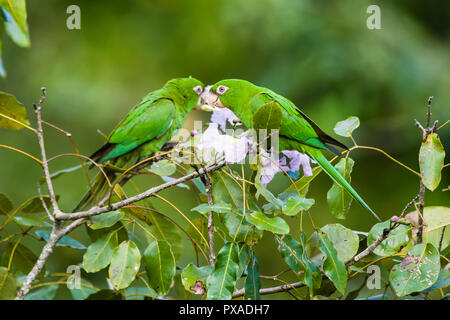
left=232, top=281, right=307, bottom=299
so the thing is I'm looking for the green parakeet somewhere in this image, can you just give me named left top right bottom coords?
left=74, top=77, right=204, bottom=211
left=201, top=79, right=379, bottom=221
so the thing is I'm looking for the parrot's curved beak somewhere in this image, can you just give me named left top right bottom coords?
left=196, top=85, right=225, bottom=112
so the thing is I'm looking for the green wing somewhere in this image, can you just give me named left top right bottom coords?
left=103, top=98, right=176, bottom=161
left=250, top=92, right=329, bottom=151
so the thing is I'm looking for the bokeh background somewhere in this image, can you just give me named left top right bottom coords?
left=0, top=0, right=448, bottom=299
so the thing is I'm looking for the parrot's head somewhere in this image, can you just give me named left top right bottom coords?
left=200, top=79, right=257, bottom=113
left=167, top=77, right=205, bottom=110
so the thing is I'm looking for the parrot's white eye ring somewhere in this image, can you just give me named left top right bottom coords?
left=216, top=85, right=229, bottom=95
left=193, top=85, right=203, bottom=95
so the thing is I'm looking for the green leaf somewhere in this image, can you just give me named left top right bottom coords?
left=146, top=209, right=184, bottom=261
left=334, top=116, right=360, bottom=137
left=70, top=278, right=97, bottom=300
left=367, top=220, right=412, bottom=256
left=312, top=224, right=360, bottom=263
left=206, top=242, right=240, bottom=300
left=150, top=159, right=176, bottom=176
left=143, top=240, right=176, bottom=295
left=24, top=285, right=58, bottom=300
left=280, top=192, right=314, bottom=216
left=2, top=1, right=30, bottom=47
left=191, top=202, right=233, bottom=215
left=109, top=240, right=141, bottom=290
left=35, top=230, right=86, bottom=249
left=0, top=193, right=13, bottom=215
left=86, top=289, right=124, bottom=300
left=422, top=206, right=450, bottom=251
left=284, top=166, right=322, bottom=196
left=13, top=216, right=48, bottom=228
left=83, top=230, right=118, bottom=273
left=276, top=234, right=322, bottom=297
left=88, top=211, right=124, bottom=230
left=318, top=231, right=347, bottom=295
left=211, top=170, right=263, bottom=244
left=245, top=210, right=289, bottom=235
left=390, top=243, right=440, bottom=297
left=255, top=182, right=283, bottom=210
left=21, top=195, right=59, bottom=214
left=0, top=267, right=17, bottom=299
left=181, top=264, right=212, bottom=295
left=252, top=101, right=283, bottom=131
left=0, top=91, right=30, bottom=129
left=419, top=133, right=445, bottom=191
left=327, top=158, right=354, bottom=219
left=244, top=252, right=261, bottom=300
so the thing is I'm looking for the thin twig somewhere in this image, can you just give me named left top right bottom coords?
left=204, top=170, right=216, bottom=266
left=34, top=88, right=60, bottom=214
left=232, top=281, right=306, bottom=298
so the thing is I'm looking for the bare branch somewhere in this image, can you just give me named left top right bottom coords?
left=34, top=88, right=60, bottom=214
left=55, top=161, right=225, bottom=221
left=232, top=281, right=306, bottom=299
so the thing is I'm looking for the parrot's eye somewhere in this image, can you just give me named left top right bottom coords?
left=193, top=85, right=203, bottom=95
left=216, top=85, right=229, bottom=95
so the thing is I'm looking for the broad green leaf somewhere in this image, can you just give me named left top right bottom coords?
left=216, top=211, right=263, bottom=245
left=2, top=2, right=30, bottom=47
left=150, top=159, right=176, bottom=176
left=211, top=170, right=263, bottom=244
left=0, top=91, right=30, bottom=129
left=284, top=166, right=322, bottom=196
left=245, top=210, right=289, bottom=235
left=237, top=245, right=250, bottom=279
left=280, top=192, right=314, bottom=216
left=244, top=252, right=261, bottom=300
left=21, top=195, right=59, bottom=214
left=0, top=267, right=16, bottom=299
left=423, top=206, right=450, bottom=251
left=318, top=231, right=347, bottom=295
left=191, top=202, right=233, bottom=215
left=327, top=158, right=354, bottom=219
left=146, top=209, right=184, bottom=261
left=86, top=289, right=124, bottom=300
left=181, top=264, right=212, bottom=295
left=0, top=193, right=13, bottom=215
left=206, top=243, right=240, bottom=300
left=419, top=133, right=445, bottom=191
left=109, top=240, right=141, bottom=290
left=185, top=217, right=209, bottom=254
left=334, top=116, right=360, bottom=137
left=276, top=234, right=321, bottom=297
left=143, top=240, right=176, bottom=295
left=255, top=182, right=283, bottom=210
left=88, top=211, right=124, bottom=230
left=83, top=230, right=118, bottom=273
left=390, top=243, right=440, bottom=297
left=35, top=230, right=86, bottom=249
left=252, top=101, right=283, bottom=131
left=70, top=278, right=97, bottom=300
left=24, top=285, right=58, bottom=300
left=320, top=224, right=359, bottom=263
left=13, top=216, right=48, bottom=228
left=367, top=220, right=412, bottom=256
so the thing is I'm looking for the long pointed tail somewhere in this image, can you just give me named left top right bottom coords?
left=73, top=170, right=117, bottom=212
left=304, top=146, right=380, bottom=221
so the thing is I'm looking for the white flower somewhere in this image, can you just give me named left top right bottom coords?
left=197, top=123, right=250, bottom=163
left=211, top=108, right=240, bottom=132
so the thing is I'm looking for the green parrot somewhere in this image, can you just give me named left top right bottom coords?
left=74, top=77, right=204, bottom=211
left=201, top=79, right=380, bottom=221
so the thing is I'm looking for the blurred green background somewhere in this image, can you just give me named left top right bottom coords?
left=0, top=0, right=448, bottom=299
